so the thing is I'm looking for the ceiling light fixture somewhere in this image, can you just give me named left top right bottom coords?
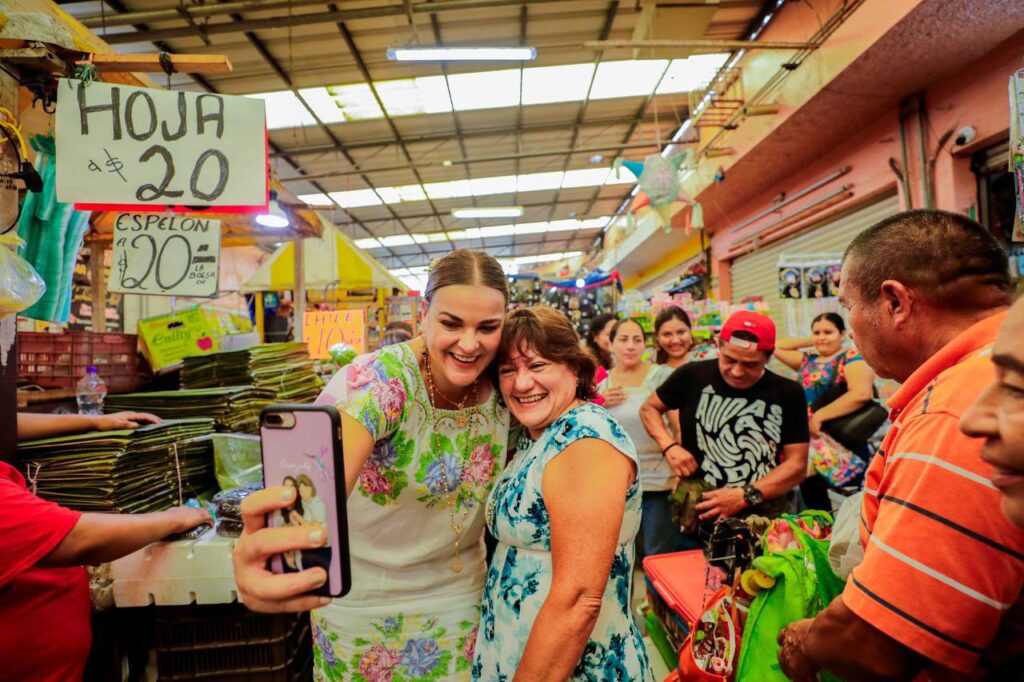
left=387, top=46, right=537, bottom=62
left=451, top=206, right=524, bottom=220
left=257, top=189, right=290, bottom=229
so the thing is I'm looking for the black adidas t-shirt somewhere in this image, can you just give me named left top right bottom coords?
left=655, top=359, right=809, bottom=488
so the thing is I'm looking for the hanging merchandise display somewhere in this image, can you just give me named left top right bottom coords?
left=543, top=272, right=619, bottom=338
left=616, top=152, right=703, bottom=233
left=18, top=136, right=92, bottom=323
left=1010, top=68, right=1024, bottom=242
left=506, top=274, right=542, bottom=309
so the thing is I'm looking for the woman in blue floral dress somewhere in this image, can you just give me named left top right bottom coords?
left=234, top=250, right=511, bottom=682
left=474, top=306, right=654, bottom=681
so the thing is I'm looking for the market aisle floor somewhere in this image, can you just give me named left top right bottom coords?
left=635, top=568, right=673, bottom=679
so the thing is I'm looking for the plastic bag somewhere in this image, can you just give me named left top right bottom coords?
left=827, top=491, right=864, bottom=580
left=0, top=234, right=45, bottom=316
left=809, top=433, right=866, bottom=487
left=328, top=342, right=357, bottom=368
left=211, top=433, right=263, bottom=490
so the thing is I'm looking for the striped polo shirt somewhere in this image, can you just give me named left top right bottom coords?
left=842, top=311, right=1024, bottom=679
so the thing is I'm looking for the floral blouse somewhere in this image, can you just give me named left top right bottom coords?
left=312, top=343, right=510, bottom=682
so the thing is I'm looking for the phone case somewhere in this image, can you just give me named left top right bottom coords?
left=260, top=405, right=351, bottom=598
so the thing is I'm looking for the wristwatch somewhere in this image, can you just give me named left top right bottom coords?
left=743, top=484, right=764, bottom=507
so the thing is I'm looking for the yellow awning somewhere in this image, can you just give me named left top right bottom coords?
left=242, top=216, right=405, bottom=292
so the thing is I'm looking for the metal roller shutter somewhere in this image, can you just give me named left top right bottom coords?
left=730, top=194, right=900, bottom=336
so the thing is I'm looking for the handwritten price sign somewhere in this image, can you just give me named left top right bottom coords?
left=109, top=213, right=221, bottom=297
left=303, top=310, right=366, bottom=359
left=55, top=79, right=267, bottom=211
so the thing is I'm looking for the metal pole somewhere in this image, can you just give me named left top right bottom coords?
left=0, top=65, right=19, bottom=461
left=293, top=238, right=306, bottom=343
left=89, top=244, right=108, bottom=332
left=915, top=92, right=934, bottom=209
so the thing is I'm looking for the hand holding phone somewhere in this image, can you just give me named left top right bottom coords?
left=259, top=405, right=351, bottom=599
left=233, top=486, right=333, bottom=613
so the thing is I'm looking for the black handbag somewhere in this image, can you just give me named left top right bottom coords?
left=810, top=357, right=889, bottom=451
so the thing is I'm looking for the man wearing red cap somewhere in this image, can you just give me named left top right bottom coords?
left=640, top=310, right=809, bottom=524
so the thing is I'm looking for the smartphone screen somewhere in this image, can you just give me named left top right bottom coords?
left=260, top=405, right=351, bottom=598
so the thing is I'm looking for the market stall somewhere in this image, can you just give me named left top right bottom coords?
left=242, top=217, right=410, bottom=350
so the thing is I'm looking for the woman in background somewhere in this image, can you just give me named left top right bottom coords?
left=586, top=313, right=624, bottom=407
left=776, top=312, right=876, bottom=509
left=599, top=318, right=687, bottom=558
left=653, top=306, right=694, bottom=370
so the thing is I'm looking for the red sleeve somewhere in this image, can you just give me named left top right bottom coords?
left=0, top=462, right=82, bottom=588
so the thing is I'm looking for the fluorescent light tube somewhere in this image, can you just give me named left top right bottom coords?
left=387, top=47, right=537, bottom=62
left=451, top=206, right=524, bottom=220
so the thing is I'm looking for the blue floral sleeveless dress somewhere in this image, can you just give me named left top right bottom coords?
left=312, top=343, right=510, bottom=682
left=472, top=402, right=655, bottom=681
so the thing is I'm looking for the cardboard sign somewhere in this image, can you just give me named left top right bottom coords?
left=137, top=307, right=220, bottom=371
left=303, top=310, right=366, bottom=359
left=109, top=213, right=221, bottom=297
left=55, top=79, right=267, bottom=211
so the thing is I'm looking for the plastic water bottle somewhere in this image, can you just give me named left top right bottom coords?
left=76, top=366, right=107, bottom=416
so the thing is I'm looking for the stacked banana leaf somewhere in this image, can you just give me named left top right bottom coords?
left=181, top=342, right=322, bottom=404
left=106, top=386, right=276, bottom=434
left=17, top=419, right=217, bottom=513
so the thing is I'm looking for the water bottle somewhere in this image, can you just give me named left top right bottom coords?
left=76, top=366, right=107, bottom=416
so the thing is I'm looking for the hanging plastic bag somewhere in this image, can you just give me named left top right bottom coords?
left=827, top=491, right=865, bottom=580
left=809, top=433, right=866, bottom=487
left=0, top=233, right=45, bottom=316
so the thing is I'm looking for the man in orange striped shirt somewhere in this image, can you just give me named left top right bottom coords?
left=778, top=210, right=1024, bottom=680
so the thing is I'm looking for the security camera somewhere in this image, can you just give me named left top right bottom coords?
left=954, top=126, right=977, bottom=146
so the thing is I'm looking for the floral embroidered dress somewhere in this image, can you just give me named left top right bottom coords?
left=473, top=403, right=654, bottom=681
left=312, top=343, right=510, bottom=682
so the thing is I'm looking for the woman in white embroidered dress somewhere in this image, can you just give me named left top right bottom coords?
left=233, top=250, right=511, bottom=682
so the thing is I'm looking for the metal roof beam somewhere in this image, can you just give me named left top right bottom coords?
left=91, top=0, right=570, bottom=43
left=269, top=114, right=662, bottom=158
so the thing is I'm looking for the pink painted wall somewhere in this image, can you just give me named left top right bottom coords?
left=709, top=31, right=1023, bottom=299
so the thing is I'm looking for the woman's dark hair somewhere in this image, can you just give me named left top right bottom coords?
left=585, top=312, right=617, bottom=368
left=653, top=306, right=692, bottom=365
left=811, top=312, right=846, bottom=334
left=281, top=476, right=304, bottom=521
left=492, top=305, right=598, bottom=401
